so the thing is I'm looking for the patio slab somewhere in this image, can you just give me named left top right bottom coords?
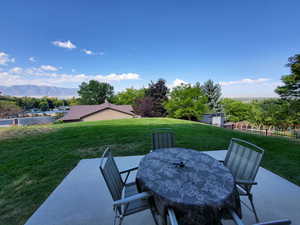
left=25, top=150, right=300, bottom=225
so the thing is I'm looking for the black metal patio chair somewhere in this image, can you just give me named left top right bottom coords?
left=99, top=148, right=158, bottom=225
left=167, top=208, right=291, bottom=225
left=222, top=138, right=264, bottom=222
left=229, top=209, right=291, bottom=225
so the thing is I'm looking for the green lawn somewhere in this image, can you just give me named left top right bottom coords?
left=0, top=118, right=299, bottom=225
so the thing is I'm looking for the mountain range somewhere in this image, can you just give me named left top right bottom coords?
left=0, top=85, right=78, bottom=98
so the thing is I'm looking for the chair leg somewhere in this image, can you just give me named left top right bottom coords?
left=248, top=193, right=259, bottom=223
left=118, top=215, right=124, bottom=225
left=150, top=207, right=160, bottom=225
left=113, top=208, right=124, bottom=225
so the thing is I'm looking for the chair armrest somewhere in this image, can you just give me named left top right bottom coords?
left=236, top=179, right=257, bottom=185
left=120, top=167, right=139, bottom=184
left=229, top=209, right=244, bottom=225
left=119, top=166, right=138, bottom=174
left=253, top=219, right=291, bottom=225
left=113, top=192, right=152, bottom=207
left=168, top=208, right=179, bottom=225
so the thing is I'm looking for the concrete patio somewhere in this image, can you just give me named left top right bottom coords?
left=25, top=151, right=300, bottom=225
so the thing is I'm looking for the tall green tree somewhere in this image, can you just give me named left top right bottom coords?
left=275, top=54, right=300, bottom=100
left=39, top=100, right=49, bottom=111
left=112, top=88, right=145, bottom=105
left=78, top=80, right=114, bottom=105
left=0, top=101, right=22, bottom=118
left=145, top=79, right=169, bottom=117
left=248, top=99, right=284, bottom=128
left=164, top=84, right=208, bottom=120
left=220, top=98, right=251, bottom=122
left=201, top=79, right=222, bottom=112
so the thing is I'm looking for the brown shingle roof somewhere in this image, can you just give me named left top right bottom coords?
left=62, top=102, right=136, bottom=121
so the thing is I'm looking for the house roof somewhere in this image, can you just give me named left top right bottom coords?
left=62, top=102, right=136, bottom=121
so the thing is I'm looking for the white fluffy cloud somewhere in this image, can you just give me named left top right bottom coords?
left=29, top=57, right=36, bottom=62
left=40, top=65, right=59, bottom=71
left=0, top=52, right=15, bottom=65
left=173, top=78, right=188, bottom=86
left=0, top=65, right=140, bottom=87
left=82, top=49, right=104, bottom=56
left=52, top=40, right=76, bottom=49
left=220, top=78, right=279, bottom=97
left=95, top=73, right=139, bottom=81
left=219, top=78, right=270, bottom=86
left=168, top=78, right=188, bottom=89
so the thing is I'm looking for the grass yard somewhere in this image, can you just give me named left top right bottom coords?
left=0, top=118, right=299, bottom=225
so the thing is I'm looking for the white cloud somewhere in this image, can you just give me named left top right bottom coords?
left=0, top=66, right=141, bottom=87
left=52, top=40, right=76, bottom=49
left=40, top=65, right=59, bottom=71
left=82, top=49, right=104, bottom=56
left=10, top=67, right=23, bottom=73
left=173, top=79, right=188, bottom=86
left=82, top=49, right=93, bottom=55
left=71, top=69, right=76, bottom=73
left=219, top=78, right=270, bottom=86
left=95, top=73, right=140, bottom=81
left=29, top=57, right=36, bottom=62
left=220, top=78, right=279, bottom=97
left=168, top=78, right=188, bottom=89
left=0, top=52, right=15, bottom=65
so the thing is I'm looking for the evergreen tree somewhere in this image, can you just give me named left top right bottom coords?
left=201, top=79, right=222, bottom=112
left=275, top=54, right=300, bottom=100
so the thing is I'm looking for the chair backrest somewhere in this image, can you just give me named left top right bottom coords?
left=152, top=128, right=175, bottom=150
left=253, top=219, right=291, bottom=225
left=224, top=138, right=264, bottom=188
left=99, top=148, right=124, bottom=202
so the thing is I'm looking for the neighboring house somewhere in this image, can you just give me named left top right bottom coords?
left=61, top=102, right=138, bottom=122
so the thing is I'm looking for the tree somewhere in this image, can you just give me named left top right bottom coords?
left=248, top=99, right=283, bottom=128
left=39, top=100, right=49, bottom=111
left=248, top=99, right=300, bottom=129
left=275, top=54, right=300, bottom=100
left=112, top=88, right=145, bottom=105
left=281, top=100, right=300, bottom=128
left=15, top=97, right=40, bottom=110
left=145, top=79, right=169, bottom=117
left=164, top=84, right=208, bottom=120
left=201, top=79, right=222, bottom=112
left=67, top=97, right=79, bottom=106
left=0, top=101, right=22, bottom=118
left=133, top=96, right=155, bottom=117
left=78, top=80, right=114, bottom=105
left=220, top=98, right=251, bottom=122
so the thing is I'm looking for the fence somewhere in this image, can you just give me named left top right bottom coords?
left=0, top=116, right=55, bottom=127
left=230, top=123, right=300, bottom=140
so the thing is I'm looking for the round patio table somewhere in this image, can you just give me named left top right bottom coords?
left=136, top=148, right=241, bottom=225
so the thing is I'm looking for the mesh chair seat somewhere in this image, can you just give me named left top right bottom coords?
left=123, top=182, right=150, bottom=215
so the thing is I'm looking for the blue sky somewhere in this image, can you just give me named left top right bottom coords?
left=0, top=0, right=300, bottom=97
